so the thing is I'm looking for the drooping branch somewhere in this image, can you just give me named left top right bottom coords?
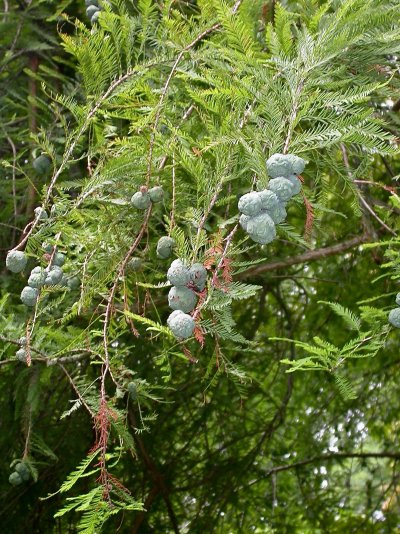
left=95, top=205, right=153, bottom=499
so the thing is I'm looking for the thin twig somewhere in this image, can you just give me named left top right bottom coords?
left=170, top=153, right=176, bottom=232
left=5, top=133, right=18, bottom=243
left=158, top=104, right=196, bottom=172
left=239, top=233, right=370, bottom=279
left=23, top=419, right=31, bottom=459
left=259, top=451, right=400, bottom=479
left=0, top=222, right=23, bottom=233
left=358, top=194, right=397, bottom=236
left=0, top=335, right=98, bottom=367
left=353, top=179, right=397, bottom=193
left=0, top=334, right=48, bottom=358
left=26, top=53, right=39, bottom=216
left=212, top=223, right=239, bottom=286
left=283, top=80, right=304, bottom=154
left=102, top=205, right=153, bottom=365
left=195, top=183, right=224, bottom=252
left=341, top=144, right=396, bottom=236
left=59, top=363, right=95, bottom=417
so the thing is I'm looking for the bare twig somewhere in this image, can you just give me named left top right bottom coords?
left=47, top=350, right=100, bottom=366
left=0, top=222, right=23, bottom=233
left=341, top=144, right=396, bottom=236
left=358, top=194, right=397, bottom=236
left=59, top=363, right=95, bottom=417
left=169, top=153, right=176, bottom=232
left=380, top=155, right=395, bottom=178
left=4, top=133, right=18, bottom=243
left=353, top=179, right=397, bottom=193
left=0, top=334, right=48, bottom=359
left=239, top=233, right=370, bottom=279
left=0, top=5, right=24, bottom=73
left=257, top=451, right=400, bottom=479
left=0, top=335, right=98, bottom=367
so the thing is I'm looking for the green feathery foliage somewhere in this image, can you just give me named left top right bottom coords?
left=1, top=0, right=400, bottom=531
